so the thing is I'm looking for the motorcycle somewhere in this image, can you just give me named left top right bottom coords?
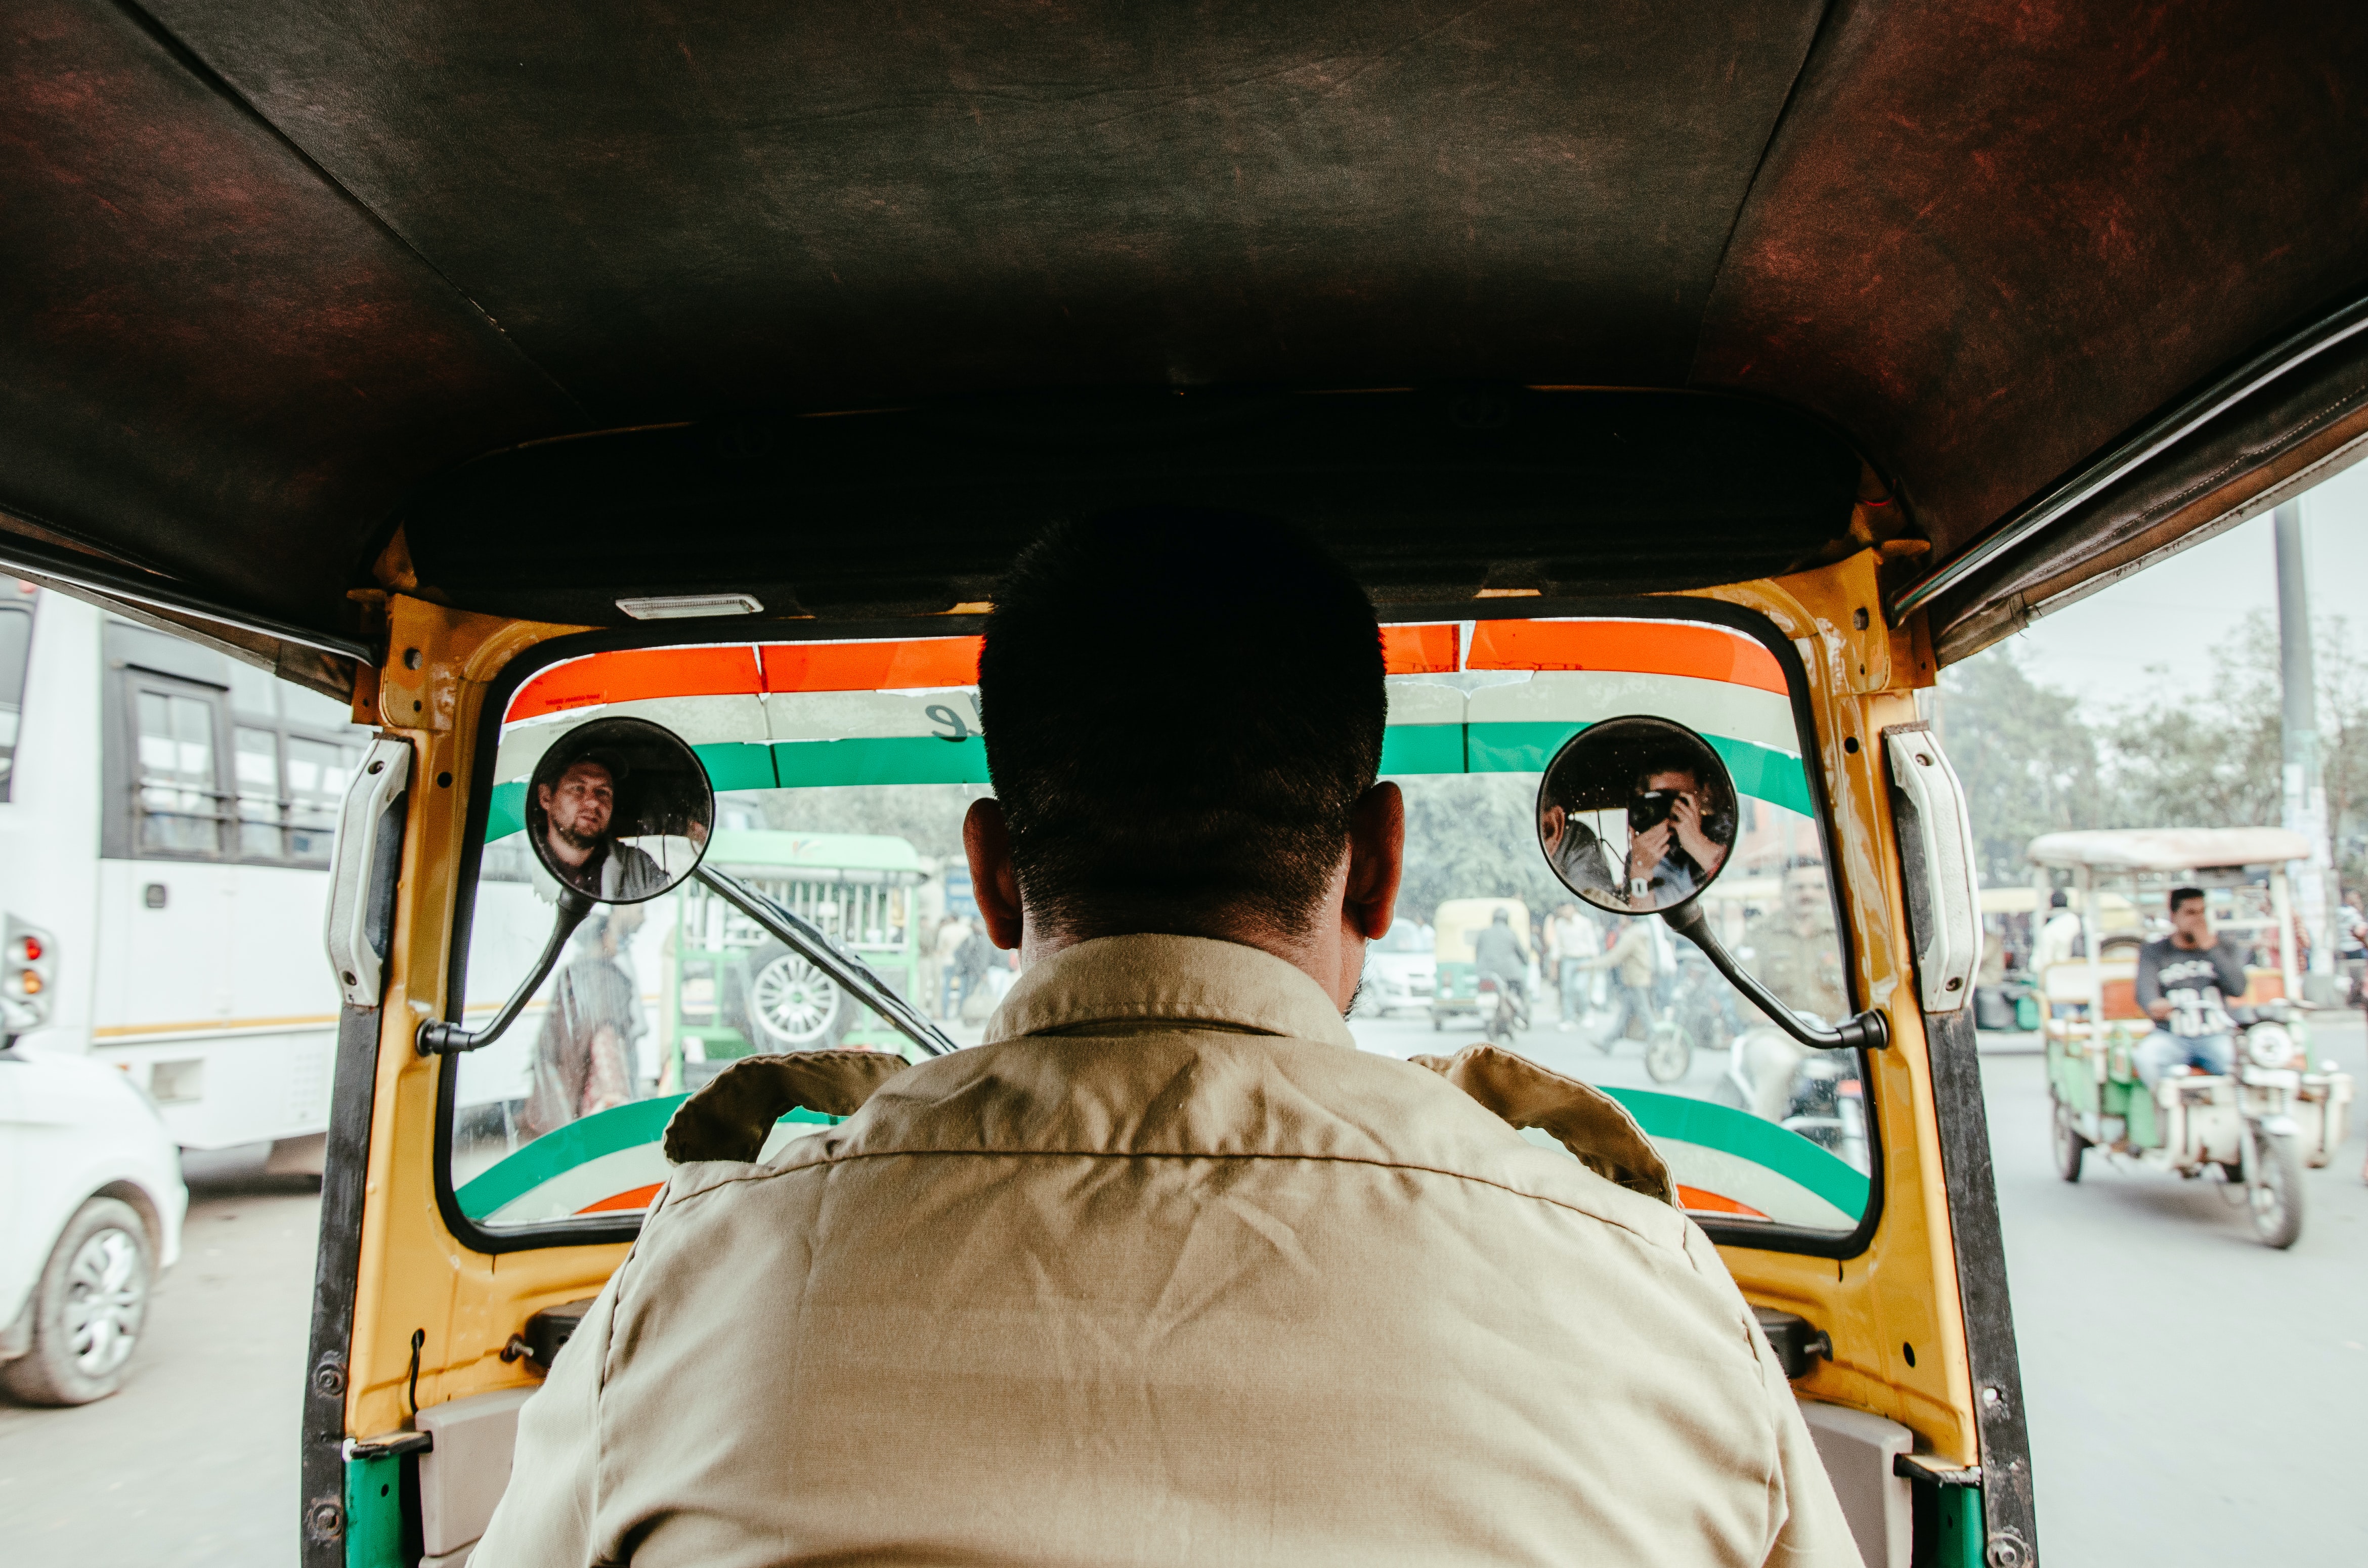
left=1475, top=974, right=1528, bottom=1046
left=1712, top=1020, right=1870, bottom=1174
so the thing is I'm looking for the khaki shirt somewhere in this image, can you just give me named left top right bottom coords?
left=1742, top=916, right=1848, bottom=1026
left=478, top=934, right=1855, bottom=1567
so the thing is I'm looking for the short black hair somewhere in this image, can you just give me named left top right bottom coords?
left=2049, top=889, right=2068, bottom=909
left=979, top=508, right=1386, bottom=940
left=2169, top=886, right=2206, bottom=913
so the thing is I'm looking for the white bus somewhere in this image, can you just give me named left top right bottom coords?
left=0, top=578, right=372, bottom=1161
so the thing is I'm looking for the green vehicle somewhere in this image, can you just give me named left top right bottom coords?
left=2032, top=827, right=2355, bottom=1250
left=661, top=829, right=926, bottom=1086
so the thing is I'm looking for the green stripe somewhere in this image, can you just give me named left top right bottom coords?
left=486, top=725, right=1807, bottom=837
left=455, top=1095, right=838, bottom=1219
left=1462, top=721, right=1811, bottom=814
left=1378, top=723, right=1465, bottom=774
left=1601, top=1087, right=1870, bottom=1216
left=772, top=735, right=990, bottom=787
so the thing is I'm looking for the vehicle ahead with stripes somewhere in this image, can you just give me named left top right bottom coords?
left=0, top=578, right=371, bottom=1162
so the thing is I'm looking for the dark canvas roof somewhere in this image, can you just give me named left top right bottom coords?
left=5, top=1, right=2366, bottom=683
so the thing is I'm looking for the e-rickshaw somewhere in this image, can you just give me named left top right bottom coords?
left=2030, top=830, right=2356, bottom=1248
left=11, top=9, right=2368, bottom=1566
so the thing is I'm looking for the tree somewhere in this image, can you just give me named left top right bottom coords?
left=1934, top=645, right=2104, bottom=884
left=1393, top=772, right=1570, bottom=926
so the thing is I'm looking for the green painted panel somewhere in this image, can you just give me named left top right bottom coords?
left=1379, top=723, right=1465, bottom=775
left=1934, top=1482, right=1986, bottom=1568
left=771, top=735, right=990, bottom=787
left=487, top=780, right=526, bottom=842
left=343, top=1452, right=410, bottom=1568
left=1463, top=721, right=1813, bottom=815
left=455, top=1094, right=839, bottom=1219
left=1601, top=1087, right=1870, bottom=1217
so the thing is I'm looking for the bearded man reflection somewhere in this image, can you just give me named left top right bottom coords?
left=520, top=905, right=645, bottom=1138
left=537, top=755, right=668, bottom=902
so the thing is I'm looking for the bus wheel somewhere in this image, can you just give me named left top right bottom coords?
left=743, top=944, right=851, bottom=1048
left=2, top=1197, right=153, bottom=1407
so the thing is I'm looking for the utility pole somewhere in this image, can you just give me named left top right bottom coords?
left=2274, top=501, right=2334, bottom=994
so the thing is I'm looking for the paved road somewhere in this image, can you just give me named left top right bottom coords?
left=4, top=1014, right=2361, bottom=1565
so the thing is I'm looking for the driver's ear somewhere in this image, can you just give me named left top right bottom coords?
left=963, top=798, right=1025, bottom=950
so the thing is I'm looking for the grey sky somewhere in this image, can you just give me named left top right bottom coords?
left=1989, top=459, right=2368, bottom=712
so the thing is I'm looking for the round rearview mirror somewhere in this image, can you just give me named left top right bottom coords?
left=1536, top=715, right=1738, bottom=916
left=524, top=716, right=714, bottom=904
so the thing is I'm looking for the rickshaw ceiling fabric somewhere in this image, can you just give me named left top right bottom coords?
left=5, top=0, right=2367, bottom=664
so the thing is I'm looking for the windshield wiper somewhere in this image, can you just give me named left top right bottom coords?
left=692, top=865, right=957, bottom=1059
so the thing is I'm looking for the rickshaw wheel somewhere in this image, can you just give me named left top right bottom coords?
left=2050, top=1095, right=2087, bottom=1184
left=2246, top=1128, right=2303, bottom=1249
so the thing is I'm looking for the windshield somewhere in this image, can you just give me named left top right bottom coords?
left=446, top=613, right=1867, bottom=1242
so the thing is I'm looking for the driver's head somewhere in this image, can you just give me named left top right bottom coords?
left=1491, top=908, right=1511, bottom=926
left=2169, top=886, right=2211, bottom=941
left=976, top=508, right=1388, bottom=946
left=539, top=758, right=616, bottom=848
left=1783, top=859, right=1827, bottom=920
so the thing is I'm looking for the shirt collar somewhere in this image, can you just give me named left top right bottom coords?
left=983, top=933, right=1357, bottom=1049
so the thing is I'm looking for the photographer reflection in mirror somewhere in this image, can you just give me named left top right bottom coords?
left=1536, top=717, right=1738, bottom=916
left=525, top=719, right=713, bottom=905
left=1623, top=756, right=1732, bottom=910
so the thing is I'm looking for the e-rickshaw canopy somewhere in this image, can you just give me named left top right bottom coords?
left=5, top=3, right=2366, bottom=692
left=2028, top=829, right=2315, bottom=875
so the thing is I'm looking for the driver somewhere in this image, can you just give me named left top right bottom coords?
left=481, top=509, right=1854, bottom=1568
left=1623, top=758, right=1729, bottom=909
left=533, top=751, right=668, bottom=902
left=2133, top=886, right=2246, bottom=1086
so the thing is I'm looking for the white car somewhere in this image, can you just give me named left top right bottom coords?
left=1357, top=920, right=1438, bottom=1017
left=1, top=1043, right=187, bottom=1405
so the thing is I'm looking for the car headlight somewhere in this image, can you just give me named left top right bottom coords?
left=2246, top=1023, right=2297, bottom=1069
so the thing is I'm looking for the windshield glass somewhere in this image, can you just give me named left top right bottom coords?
left=448, top=614, right=1867, bottom=1240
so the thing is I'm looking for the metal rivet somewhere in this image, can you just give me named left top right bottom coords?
left=437, top=770, right=453, bottom=789
left=1915, top=753, right=1932, bottom=765
left=306, top=1499, right=346, bottom=1541
left=311, top=1355, right=347, bottom=1397
left=1986, top=1528, right=2031, bottom=1568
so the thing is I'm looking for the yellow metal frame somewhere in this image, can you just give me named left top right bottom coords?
left=341, top=555, right=1978, bottom=1469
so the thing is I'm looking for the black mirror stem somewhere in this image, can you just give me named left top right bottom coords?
left=416, top=890, right=596, bottom=1056
left=1660, top=900, right=1888, bottom=1053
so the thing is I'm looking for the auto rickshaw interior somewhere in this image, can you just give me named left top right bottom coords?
left=11, top=7, right=2368, bottom=1566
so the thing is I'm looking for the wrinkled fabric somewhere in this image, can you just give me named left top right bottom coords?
left=479, top=934, right=1856, bottom=1568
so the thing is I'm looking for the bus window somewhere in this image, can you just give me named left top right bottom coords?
left=442, top=611, right=1871, bottom=1249
left=234, top=726, right=283, bottom=858
left=283, top=735, right=357, bottom=862
left=132, top=683, right=226, bottom=856
left=0, top=591, right=31, bottom=802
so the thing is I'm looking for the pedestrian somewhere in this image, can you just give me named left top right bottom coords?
left=2032, top=889, right=2082, bottom=973
left=1545, top=900, right=1590, bottom=1025
left=519, top=904, right=645, bottom=1141
left=935, top=913, right=972, bottom=1019
left=954, top=919, right=995, bottom=1023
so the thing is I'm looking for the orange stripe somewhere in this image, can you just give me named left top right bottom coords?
left=508, top=646, right=762, bottom=721
left=576, top=1183, right=662, bottom=1214
left=1467, top=620, right=1787, bottom=693
left=1381, top=624, right=1459, bottom=674
left=1676, top=1185, right=1770, bottom=1219
left=759, top=637, right=981, bottom=693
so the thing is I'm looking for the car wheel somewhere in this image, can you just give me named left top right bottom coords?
left=1, top=1197, right=153, bottom=1407
left=744, top=944, right=851, bottom=1049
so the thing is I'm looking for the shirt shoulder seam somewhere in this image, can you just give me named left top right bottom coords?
left=665, top=1144, right=1676, bottom=1248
